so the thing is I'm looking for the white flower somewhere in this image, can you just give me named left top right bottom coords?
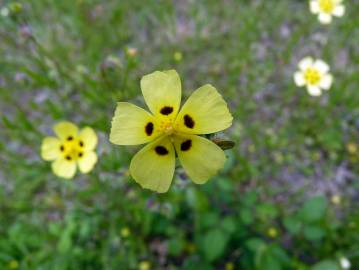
left=0, top=7, right=9, bottom=17
left=310, top=0, right=345, bottom=24
left=339, top=257, right=351, bottom=269
left=293, top=57, right=333, bottom=96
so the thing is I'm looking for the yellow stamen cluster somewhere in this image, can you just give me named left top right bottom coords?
left=319, top=0, right=335, bottom=13
left=304, top=68, right=321, bottom=85
left=60, top=136, right=85, bottom=161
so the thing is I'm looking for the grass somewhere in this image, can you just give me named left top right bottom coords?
left=0, top=0, right=358, bottom=269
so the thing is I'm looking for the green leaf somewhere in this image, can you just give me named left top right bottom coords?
left=283, top=216, right=302, bottom=235
left=201, top=229, right=229, bottom=262
left=311, top=260, right=340, bottom=270
left=221, top=217, right=237, bottom=234
left=300, top=196, right=328, bottom=222
left=303, top=225, right=325, bottom=241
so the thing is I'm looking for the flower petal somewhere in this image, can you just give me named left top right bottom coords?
left=130, top=137, right=175, bottom=193
left=307, top=85, right=322, bottom=96
left=78, top=151, right=98, bottom=173
left=294, top=71, right=306, bottom=87
left=173, top=135, right=226, bottom=184
left=54, top=121, right=79, bottom=140
left=310, top=1, right=320, bottom=13
left=314, top=59, right=330, bottom=74
left=140, top=70, right=182, bottom=118
left=174, top=84, right=233, bottom=135
left=51, top=158, right=77, bottom=179
left=79, top=127, right=98, bottom=151
left=41, top=137, right=61, bottom=161
left=110, top=102, right=159, bottom=145
left=333, top=5, right=345, bottom=17
left=318, top=13, right=332, bottom=24
left=298, top=57, right=314, bottom=71
left=319, top=74, right=333, bottom=90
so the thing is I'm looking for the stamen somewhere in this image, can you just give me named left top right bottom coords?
left=180, top=140, right=192, bottom=151
left=155, top=146, right=169, bottom=155
left=184, top=114, right=195, bottom=129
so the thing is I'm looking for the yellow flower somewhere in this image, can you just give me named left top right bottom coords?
left=41, top=121, right=98, bottom=179
left=110, top=70, right=233, bottom=193
left=8, top=260, right=19, bottom=269
left=331, top=195, right=341, bottom=205
left=267, top=227, right=278, bottom=238
left=174, top=51, right=183, bottom=62
left=121, top=227, right=131, bottom=237
left=294, top=57, right=333, bottom=96
left=310, top=0, right=345, bottom=24
left=139, top=261, right=151, bottom=270
left=347, top=143, right=357, bottom=155
left=225, top=262, right=235, bottom=270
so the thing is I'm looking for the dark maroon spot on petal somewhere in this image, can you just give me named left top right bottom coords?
left=184, top=114, right=195, bottom=129
left=78, top=152, right=83, bottom=158
left=67, top=136, right=73, bottom=141
left=60, top=145, right=65, bottom=152
left=155, top=146, right=169, bottom=155
left=160, top=106, right=174, bottom=115
left=65, top=155, right=72, bottom=161
left=79, top=141, right=84, bottom=147
left=145, top=122, right=154, bottom=136
left=180, top=140, right=192, bottom=151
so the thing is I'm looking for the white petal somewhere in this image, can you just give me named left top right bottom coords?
left=298, top=57, right=314, bottom=71
left=294, top=71, right=306, bottom=87
left=319, top=74, right=333, bottom=90
left=318, top=13, right=332, bottom=24
left=314, top=59, right=330, bottom=74
left=310, top=1, right=320, bottom=14
left=307, top=85, right=322, bottom=96
left=333, top=5, right=345, bottom=17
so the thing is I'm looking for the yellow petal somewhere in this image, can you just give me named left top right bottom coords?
left=130, top=137, right=175, bottom=193
left=54, top=121, right=79, bottom=140
left=41, top=136, right=61, bottom=161
left=79, top=127, right=98, bottom=151
left=78, top=151, right=98, bottom=173
left=175, top=84, right=233, bottom=134
left=140, top=70, right=181, bottom=118
left=110, top=102, right=160, bottom=145
left=51, top=158, right=77, bottom=179
left=173, top=135, right=226, bottom=184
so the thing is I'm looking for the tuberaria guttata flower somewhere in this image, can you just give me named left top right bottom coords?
left=294, top=57, right=333, bottom=96
left=41, top=121, right=98, bottom=179
left=310, top=0, right=345, bottom=24
left=110, top=70, right=233, bottom=193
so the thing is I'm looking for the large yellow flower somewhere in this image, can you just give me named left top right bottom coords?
left=41, top=121, right=98, bottom=179
left=110, top=70, right=233, bottom=193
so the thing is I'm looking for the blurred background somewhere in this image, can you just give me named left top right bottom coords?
left=0, top=0, right=358, bottom=269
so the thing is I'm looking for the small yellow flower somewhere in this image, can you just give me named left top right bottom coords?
left=347, top=143, right=357, bottom=155
left=41, top=121, right=98, bottom=179
left=127, top=47, right=138, bottom=57
left=331, top=195, right=341, bottom=205
left=110, top=70, right=233, bottom=193
left=310, top=0, right=345, bottom=24
left=225, top=262, right=235, bottom=270
left=139, top=261, right=151, bottom=270
left=294, top=57, right=333, bottom=96
left=267, top=227, right=278, bottom=238
left=174, top=51, right=183, bottom=62
left=8, top=260, right=19, bottom=269
left=121, top=227, right=131, bottom=237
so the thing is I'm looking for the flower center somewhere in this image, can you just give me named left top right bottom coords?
left=319, top=0, right=335, bottom=13
left=304, top=68, right=321, bottom=85
left=60, top=136, right=85, bottom=161
left=159, top=120, right=175, bottom=135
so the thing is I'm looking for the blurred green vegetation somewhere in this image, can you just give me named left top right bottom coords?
left=0, top=0, right=358, bottom=269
